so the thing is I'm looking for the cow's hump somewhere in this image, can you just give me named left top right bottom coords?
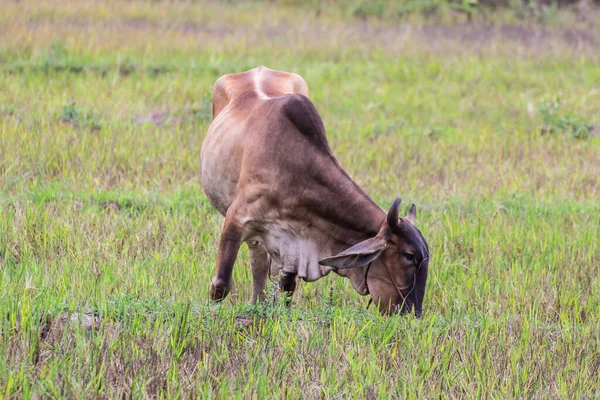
left=281, top=93, right=331, bottom=155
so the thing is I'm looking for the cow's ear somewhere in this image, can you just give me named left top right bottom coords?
left=405, top=204, right=417, bottom=225
left=318, top=236, right=388, bottom=269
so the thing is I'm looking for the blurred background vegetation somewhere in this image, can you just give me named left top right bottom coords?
left=263, top=0, right=600, bottom=22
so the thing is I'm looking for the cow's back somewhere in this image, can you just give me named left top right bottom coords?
left=201, top=67, right=310, bottom=215
left=211, top=66, right=308, bottom=119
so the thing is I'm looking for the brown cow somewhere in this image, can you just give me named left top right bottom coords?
left=201, top=66, right=429, bottom=316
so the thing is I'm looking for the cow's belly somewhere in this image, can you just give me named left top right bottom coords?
left=200, top=110, right=244, bottom=216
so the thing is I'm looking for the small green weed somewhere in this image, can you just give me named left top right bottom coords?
left=539, top=95, right=596, bottom=139
left=58, top=101, right=102, bottom=130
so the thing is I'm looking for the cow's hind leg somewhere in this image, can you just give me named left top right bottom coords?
left=279, top=273, right=297, bottom=306
left=210, top=212, right=243, bottom=302
left=248, top=241, right=270, bottom=303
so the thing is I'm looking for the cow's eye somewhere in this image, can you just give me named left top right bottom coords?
left=403, top=252, right=415, bottom=262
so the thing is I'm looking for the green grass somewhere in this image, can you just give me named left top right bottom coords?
left=1, top=0, right=599, bottom=397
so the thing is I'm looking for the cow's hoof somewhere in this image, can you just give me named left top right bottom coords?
left=210, top=279, right=231, bottom=302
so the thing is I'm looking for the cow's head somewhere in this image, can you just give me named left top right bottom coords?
left=319, top=197, right=430, bottom=316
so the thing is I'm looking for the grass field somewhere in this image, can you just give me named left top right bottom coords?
left=1, top=0, right=599, bottom=397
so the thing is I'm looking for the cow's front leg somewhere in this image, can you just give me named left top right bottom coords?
left=210, top=213, right=243, bottom=302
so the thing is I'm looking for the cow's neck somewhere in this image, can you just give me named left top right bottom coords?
left=301, top=161, right=385, bottom=294
left=310, top=164, right=385, bottom=251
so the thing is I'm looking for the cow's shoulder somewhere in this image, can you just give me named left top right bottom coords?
left=280, top=93, right=330, bottom=154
